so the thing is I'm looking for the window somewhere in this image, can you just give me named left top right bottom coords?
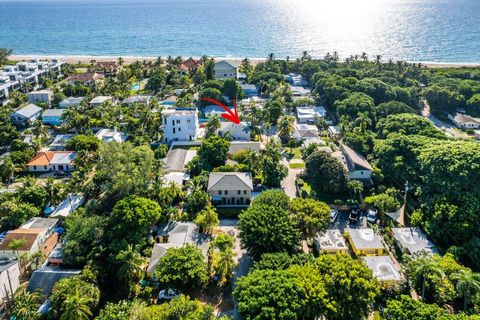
left=178, top=128, right=181, bottom=132
left=44, top=165, right=47, bottom=169
left=243, top=190, right=247, bottom=195
left=225, top=190, right=228, bottom=195
left=176, top=120, right=180, bottom=124
left=33, top=165, right=36, bottom=170
left=171, top=120, right=174, bottom=126
left=187, top=119, right=191, bottom=123
left=219, top=191, right=222, bottom=195
left=237, top=190, right=241, bottom=195
left=173, top=128, right=176, bottom=134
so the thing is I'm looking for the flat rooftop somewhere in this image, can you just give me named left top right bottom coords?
left=392, top=227, right=437, bottom=255
left=314, top=229, right=347, bottom=251
left=347, top=228, right=384, bottom=250
left=363, top=256, right=402, bottom=282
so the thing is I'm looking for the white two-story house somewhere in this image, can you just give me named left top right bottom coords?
left=162, top=109, right=199, bottom=143
left=214, top=60, right=240, bottom=80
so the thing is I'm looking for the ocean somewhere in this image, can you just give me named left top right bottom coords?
left=0, top=0, right=480, bottom=62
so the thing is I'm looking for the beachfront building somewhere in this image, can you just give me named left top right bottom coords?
left=59, top=97, right=84, bottom=109
left=240, top=83, right=258, bottom=97
left=28, top=90, right=53, bottom=106
left=42, top=109, right=66, bottom=126
left=219, top=122, right=251, bottom=140
left=207, top=172, right=253, bottom=207
left=0, top=58, right=65, bottom=104
left=162, top=109, right=199, bottom=143
left=296, top=106, right=327, bottom=124
left=346, top=228, right=385, bottom=256
left=95, top=61, right=121, bottom=76
left=68, top=72, right=104, bottom=86
left=26, top=151, right=76, bottom=172
left=10, top=104, right=42, bottom=126
left=332, top=145, right=373, bottom=182
left=180, top=58, right=200, bottom=75
left=314, top=229, right=348, bottom=254
left=214, top=60, right=240, bottom=79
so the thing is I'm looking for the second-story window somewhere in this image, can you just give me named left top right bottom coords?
left=176, top=120, right=180, bottom=124
left=225, top=190, right=228, bottom=195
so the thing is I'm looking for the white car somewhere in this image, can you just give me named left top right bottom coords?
left=330, top=209, right=339, bottom=222
left=367, top=209, right=378, bottom=224
left=157, top=289, right=181, bottom=302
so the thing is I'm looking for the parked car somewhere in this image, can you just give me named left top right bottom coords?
left=54, top=171, right=68, bottom=178
left=330, top=209, right=339, bottom=222
left=157, top=289, right=181, bottom=303
left=367, top=209, right=378, bottom=224
left=349, top=206, right=361, bottom=224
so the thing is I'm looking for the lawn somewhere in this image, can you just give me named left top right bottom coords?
left=285, top=147, right=303, bottom=159
left=216, top=207, right=245, bottom=218
left=289, top=162, right=305, bottom=169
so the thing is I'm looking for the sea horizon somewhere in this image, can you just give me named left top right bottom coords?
left=2, top=0, right=480, bottom=63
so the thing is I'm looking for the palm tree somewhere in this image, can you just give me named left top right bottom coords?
left=11, top=288, right=41, bottom=320
left=115, top=245, right=146, bottom=296
left=354, top=112, right=372, bottom=133
left=408, top=257, right=444, bottom=301
left=277, top=116, right=295, bottom=143
left=60, top=293, right=93, bottom=320
left=451, top=269, right=480, bottom=310
left=8, top=238, right=27, bottom=261
left=32, top=120, right=49, bottom=147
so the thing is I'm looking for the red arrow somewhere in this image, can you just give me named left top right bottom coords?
left=200, top=97, right=240, bottom=124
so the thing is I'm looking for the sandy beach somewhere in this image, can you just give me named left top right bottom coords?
left=9, top=55, right=480, bottom=68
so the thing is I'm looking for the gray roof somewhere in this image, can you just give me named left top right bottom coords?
left=42, top=109, right=65, bottom=117
left=314, top=229, right=347, bottom=251
left=347, top=228, right=384, bottom=250
left=240, top=83, right=258, bottom=91
left=12, top=104, right=42, bottom=118
left=28, top=267, right=81, bottom=295
left=363, top=256, right=402, bottom=282
left=164, top=148, right=190, bottom=172
left=208, top=172, right=253, bottom=191
left=122, top=95, right=152, bottom=104
left=228, top=141, right=262, bottom=154
left=20, top=217, right=58, bottom=230
left=0, top=259, right=18, bottom=274
left=392, top=227, right=437, bottom=256
left=342, top=145, right=373, bottom=171
left=148, top=222, right=209, bottom=274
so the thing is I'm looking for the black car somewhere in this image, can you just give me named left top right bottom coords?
left=54, top=171, right=69, bottom=178
left=348, top=206, right=361, bottom=224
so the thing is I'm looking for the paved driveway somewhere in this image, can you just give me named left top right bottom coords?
left=281, top=158, right=301, bottom=199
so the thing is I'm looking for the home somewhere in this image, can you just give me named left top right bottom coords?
left=448, top=112, right=480, bottom=129
left=240, top=83, right=258, bottom=97
left=26, top=151, right=76, bottom=172
left=363, top=256, right=402, bottom=282
left=89, top=96, right=113, bottom=107
left=208, top=172, right=253, bottom=206
left=28, top=90, right=53, bottom=106
left=346, top=228, right=385, bottom=256
left=42, top=109, right=66, bottom=126
left=0, top=217, right=59, bottom=258
left=203, top=105, right=226, bottom=118
left=328, top=125, right=341, bottom=139
left=163, top=172, right=190, bottom=186
left=50, top=194, right=84, bottom=218
left=228, top=141, right=262, bottom=156
left=28, top=267, right=81, bottom=295
left=219, top=122, right=251, bottom=140
left=162, top=109, right=199, bottom=143
left=290, top=85, right=311, bottom=96
left=147, top=222, right=209, bottom=275
left=332, top=145, right=373, bottom=182
left=68, top=72, right=104, bottom=86
left=292, top=124, right=319, bottom=141
left=0, top=258, right=20, bottom=302
left=95, top=128, right=128, bottom=143
left=10, top=104, right=42, bottom=125
left=122, top=95, right=153, bottom=105
left=214, top=60, right=240, bottom=79
left=164, top=147, right=198, bottom=173
left=286, top=73, right=307, bottom=86
left=314, top=229, right=348, bottom=254
left=180, top=58, right=200, bottom=75
left=391, top=227, right=437, bottom=256
left=47, top=244, right=64, bottom=266
left=296, top=106, right=327, bottom=124
left=95, top=61, right=121, bottom=75
left=59, top=97, right=84, bottom=109
left=48, top=134, right=76, bottom=151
